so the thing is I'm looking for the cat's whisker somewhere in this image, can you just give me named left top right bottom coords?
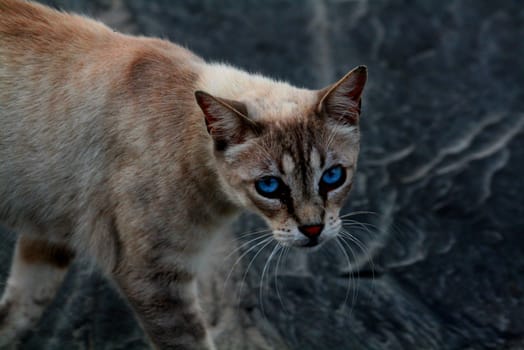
left=335, top=238, right=355, bottom=312
left=230, top=233, right=271, bottom=247
left=340, top=229, right=376, bottom=285
left=235, top=238, right=275, bottom=308
left=339, top=210, right=378, bottom=218
left=340, top=232, right=369, bottom=258
left=341, top=217, right=378, bottom=228
left=223, top=237, right=273, bottom=295
left=230, top=228, right=272, bottom=245
left=341, top=221, right=378, bottom=233
left=274, top=246, right=288, bottom=313
left=338, top=235, right=361, bottom=314
left=224, top=233, right=272, bottom=261
left=341, top=219, right=381, bottom=237
left=341, top=225, right=378, bottom=277
left=259, top=244, right=280, bottom=320
left=341, top=229, right=371, bottom=253
left=236, top=227, right=273, bottom=238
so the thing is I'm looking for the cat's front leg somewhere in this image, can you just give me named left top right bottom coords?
left=114, top=263, right=215, bottom=350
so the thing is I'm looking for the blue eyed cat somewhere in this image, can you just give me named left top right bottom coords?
left=0, top=0, right=367, bottom=348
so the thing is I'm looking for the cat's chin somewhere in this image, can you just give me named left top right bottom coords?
left=276, top=239, right=327, bottom=252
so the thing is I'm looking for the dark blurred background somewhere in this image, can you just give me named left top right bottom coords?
left=1, top=0, right=523, bottom=349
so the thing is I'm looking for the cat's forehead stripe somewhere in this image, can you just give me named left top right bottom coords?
left=310, top=148, right=321, bottom=169
left=297, top=135, right=310, bottom=196
left=282, top=153, right=295, bottom=174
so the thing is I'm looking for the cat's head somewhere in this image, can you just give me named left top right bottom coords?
left=195, top=66, right=367, bottom=249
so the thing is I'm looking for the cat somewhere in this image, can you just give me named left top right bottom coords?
left=0, top=0, right=367, bottom=348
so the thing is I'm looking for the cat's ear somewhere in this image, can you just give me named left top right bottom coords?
left=195, top=91, right=261, bottom=150
left=317, top=65, right=367, bottom=125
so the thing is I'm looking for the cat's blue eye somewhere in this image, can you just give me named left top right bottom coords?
left=255, top=176, right=280, bottom=197
left=322, top=166, right=343, bottom=184
left=320, top=165, right=346, bottom=192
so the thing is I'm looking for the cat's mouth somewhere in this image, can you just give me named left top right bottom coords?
left=273, top=230, right=336, bottom=250
left=273, top=224, right=340, bottom=251
left=301, top=235, right=322, bottom=248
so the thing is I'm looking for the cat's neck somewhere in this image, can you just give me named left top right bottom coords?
left=170, top=135, right=241, bottom=226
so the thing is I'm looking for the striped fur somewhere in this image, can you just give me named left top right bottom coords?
left=0, top=0, right=366, bottom=348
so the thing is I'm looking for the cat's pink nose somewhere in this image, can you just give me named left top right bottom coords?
left=298, top=224, right=324, bottom=237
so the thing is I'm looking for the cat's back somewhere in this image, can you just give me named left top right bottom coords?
left=0, top=0, right=118, bottom=114
left=0, top=0, right=112, bottom=56
left=0, top=0, right=204, bottom=228
left=0, top=0, right=203, bottom=153
left=0, top=0, right=201, bottom=102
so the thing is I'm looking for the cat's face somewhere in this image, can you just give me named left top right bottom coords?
left=196, top=66, right=367, bottom=249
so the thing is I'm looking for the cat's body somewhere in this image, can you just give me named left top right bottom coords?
left=0, top=0, right=367, bottom=348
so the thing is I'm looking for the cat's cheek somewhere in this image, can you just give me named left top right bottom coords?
left=242, top=191, right=281, bottom=219
left=254, top=208, right=291, bottom=233
left=323, top=214, right=342, bottom=239
left=326, top=179, right=354, bottom=206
